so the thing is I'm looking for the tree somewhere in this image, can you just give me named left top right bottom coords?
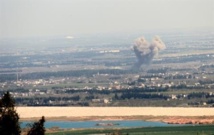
left=0, top=91, right=21, bottom=135
left=27, top=116, right=45, bottom=135
left=111, top=131, right=122, bottom=135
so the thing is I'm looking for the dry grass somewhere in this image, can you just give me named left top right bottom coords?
left=17, top=107, right=214, bottom=120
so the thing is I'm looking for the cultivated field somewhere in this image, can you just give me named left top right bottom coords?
left=17, top=107, right=214, bottom=119
left=46, top=125, right=214, bottom=135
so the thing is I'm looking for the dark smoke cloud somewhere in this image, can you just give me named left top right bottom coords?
left=132, top=36, right=166, bottom=69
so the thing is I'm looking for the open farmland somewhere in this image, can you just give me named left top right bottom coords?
left=46, top=125, right=214, bottom=135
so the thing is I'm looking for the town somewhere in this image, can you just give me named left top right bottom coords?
left=0, top=30, right=214, bottom=107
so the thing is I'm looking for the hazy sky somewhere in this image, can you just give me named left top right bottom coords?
left=0, top=0, right=213, bottom=38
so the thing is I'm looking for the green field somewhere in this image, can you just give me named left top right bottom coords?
left=46, top=125, right=214, bottom=135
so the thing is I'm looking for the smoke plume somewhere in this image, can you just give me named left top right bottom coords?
left=133, top=36, right=166, bottom=69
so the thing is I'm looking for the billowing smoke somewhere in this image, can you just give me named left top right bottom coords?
left=132, top=36, right=166, bottom=69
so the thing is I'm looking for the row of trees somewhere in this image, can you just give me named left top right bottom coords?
left=118, top=93, right=168, bottom=100
left=0, top=91, right=45, bottom=135
left=0, top=69, right=133, bottom=82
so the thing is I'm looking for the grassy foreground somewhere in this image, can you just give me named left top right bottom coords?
left=46, top=125, right=214, bottom=135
